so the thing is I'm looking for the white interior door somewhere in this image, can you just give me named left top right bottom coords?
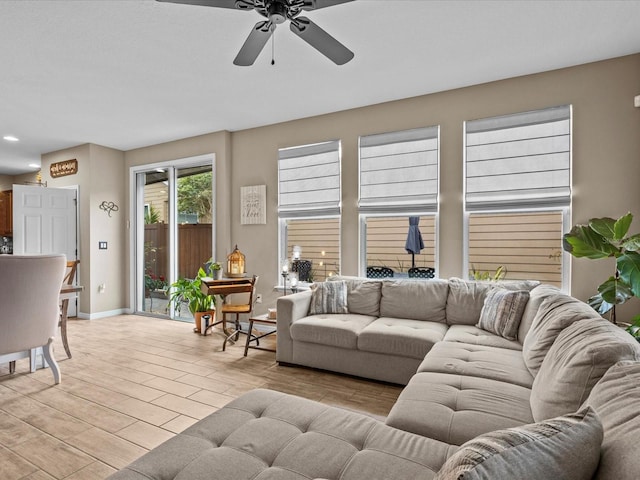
left=12, top=185, right=77, bottom=257
left=12, top=185, right=78, bottom=313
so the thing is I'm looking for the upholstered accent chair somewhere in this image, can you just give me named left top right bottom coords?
left=0, top=254, right=67, bottom=383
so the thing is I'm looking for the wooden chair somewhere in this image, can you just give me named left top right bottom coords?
left=64, top=259, right=80, bottom=286
left=201, top=276, right=259, bottom=350
left=59, top=259, right=80, bottom=358
left=0, top=254, right=66, bottom=384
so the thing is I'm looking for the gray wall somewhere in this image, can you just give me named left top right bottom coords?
left=46, top=53, right=640, bottom=321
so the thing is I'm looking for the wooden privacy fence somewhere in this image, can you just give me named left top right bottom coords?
left=468, top=211, right=563, bottom=287
left=144, top=223, right=212, bottom=281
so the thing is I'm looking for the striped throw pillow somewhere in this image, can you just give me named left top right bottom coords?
left=435, top=407, right=602, bottom=480
left=477, top=288, right=529, bottom=340
left=309, top=281, right=348, bottom=315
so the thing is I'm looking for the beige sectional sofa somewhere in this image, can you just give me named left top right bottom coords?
left=109, top=276, right=640, bottom=480
left=276, top=276, right=542, bottom=384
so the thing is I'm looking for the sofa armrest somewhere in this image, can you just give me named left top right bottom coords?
left=276, top=290, right=312, bottom=363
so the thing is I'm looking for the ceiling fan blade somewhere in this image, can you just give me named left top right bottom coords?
left=300, top=0, right=354, bottom=11
left=155, top=0, right=253, bottom=9
left=234, top=21, right=273, bottom=66
left=290, top=16, right=353, bottom=65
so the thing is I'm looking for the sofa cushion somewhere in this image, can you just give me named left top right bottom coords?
left=434, top=407, right=602, bottom=480
left=358, top=318, right=448, bottom=360
left=477, top=288, right=529, bottom=340
left=345, top=279, right=382, bottom=317
left=328, top=276, right=383, bottom=317
left=109, top=389, right=456, bottom=480
left=522, top=293, right=601, bottom=376
left=445, top=278, right=539, bottom=326
left=517, top=283, right=560, bottom=342
left=309, top=281, right=348, bottom=315
left=417, top=342, right=534, bottom=388
left=584, top=360, right=640, bottom=480
left=379, top=279, right=449, bottom=322
left=290, top=314, right=376, bottom=349
left=530, top=318, right=640, bottom=421
left=442, top=325, right=522, bottom=351
left=386, top=372, right=533, bottom=445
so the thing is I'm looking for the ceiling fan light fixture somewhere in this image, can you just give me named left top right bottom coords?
left=268, top=1, right=288, bottom=24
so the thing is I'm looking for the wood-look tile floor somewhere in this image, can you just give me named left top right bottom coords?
left=0, top=315, right=402, bottom=479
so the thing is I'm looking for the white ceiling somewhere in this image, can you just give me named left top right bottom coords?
left=1, top=0, right=639, bottom=176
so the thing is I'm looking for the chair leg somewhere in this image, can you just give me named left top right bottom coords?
left=233, top=314, right=241, bottom=341
left=222, top=314, right=246, bottom=351
left=60, top=298, right=72, bottom=358
left=9, top=361, right=15, bottom=374
left=42, top=337, right=61, bottom=384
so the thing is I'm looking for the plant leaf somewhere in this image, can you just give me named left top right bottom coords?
left=613, top=212, right=633, bottom=241
left=622, top=234, right=640, bottom=252
left=562, top=225, right=618, bottom=259
left=617, top=252, right=640, bottom=297
left=588, top=292, right=614, bottom=315
left=597, top=276, right=633, bottom=304
left=589, top=217, right=618, bottom=240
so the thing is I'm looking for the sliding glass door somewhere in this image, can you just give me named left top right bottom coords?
left=133, top=156, right=214, bottom=321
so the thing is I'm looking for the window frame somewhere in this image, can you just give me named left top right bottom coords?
left=462, top=106, right=572, bottom=291
left=358, top=126, right=440, bottom=278
left=277, top=140, right=342, bottom=284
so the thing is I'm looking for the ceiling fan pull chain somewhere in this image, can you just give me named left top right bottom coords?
left=271, top=27, right=275, bottom=65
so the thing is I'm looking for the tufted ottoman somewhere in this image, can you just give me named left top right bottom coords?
left=108, top=389, right=456, bottom=480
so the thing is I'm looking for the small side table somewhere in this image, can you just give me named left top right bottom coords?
left=244, top=313, right=277, bottom=357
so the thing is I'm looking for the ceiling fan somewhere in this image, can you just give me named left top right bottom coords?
left=156, top=0, right=355, bottom=66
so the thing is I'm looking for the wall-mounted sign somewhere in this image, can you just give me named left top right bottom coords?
left=50, top=159, right=78, bottom=178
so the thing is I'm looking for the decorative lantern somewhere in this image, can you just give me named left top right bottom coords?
left=227, top=244, right=246, bottom=278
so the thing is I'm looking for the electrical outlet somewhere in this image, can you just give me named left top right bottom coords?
left=256, top=294, right=262, bottom=304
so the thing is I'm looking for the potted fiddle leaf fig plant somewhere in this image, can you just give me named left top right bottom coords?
left=169, top=267, right=217, bottom=333
left=562, top=212, right=640, bottom=332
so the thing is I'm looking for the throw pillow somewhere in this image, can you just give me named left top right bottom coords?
left=434, top=407, right=603, bottom=480
left=309, top=281, right=348, bottom=315
left=476, top=288, right=530, bottom=340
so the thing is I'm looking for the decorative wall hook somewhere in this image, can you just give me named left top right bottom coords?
left=99, top=201, right=119, bottom=217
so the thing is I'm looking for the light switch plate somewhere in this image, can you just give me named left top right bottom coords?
left=635, top=95, right=640, bottom=108
left=99, top=241, right=108, bottom=250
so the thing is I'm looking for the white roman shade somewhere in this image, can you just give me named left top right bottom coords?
left=359, top=126, right=439, bottom=213
left=278, top=140, right=341, bottom=218
left=465, top=105, right=571, bottom=211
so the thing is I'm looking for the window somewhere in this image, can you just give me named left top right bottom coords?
left=464, top=105, right=571, bottom=288
left=278, top=141, right=341, bottom=282
left=359, top=127, right=439, bottom=278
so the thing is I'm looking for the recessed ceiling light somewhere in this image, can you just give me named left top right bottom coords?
left=28, top=163, right=40, bottom=169
left=3, top=135, right=19, bottom=142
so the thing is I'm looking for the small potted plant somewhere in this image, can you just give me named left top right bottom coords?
left=205, top=259, right=223, bottom=280
left=169, top=267, right=217, bottom=333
